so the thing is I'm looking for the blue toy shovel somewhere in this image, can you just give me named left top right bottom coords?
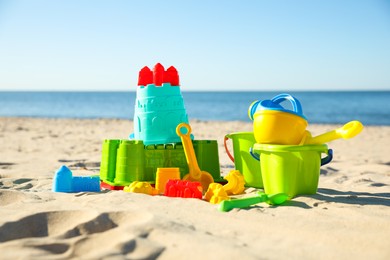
left=218, top=192, right=288, bottom=212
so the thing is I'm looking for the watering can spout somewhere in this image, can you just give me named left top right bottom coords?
left=303, top=120, right=363, bottom=145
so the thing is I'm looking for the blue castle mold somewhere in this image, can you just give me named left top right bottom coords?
left=133, top=83, right=190, bottom=145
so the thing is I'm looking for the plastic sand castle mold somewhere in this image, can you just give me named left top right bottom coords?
left=133, top=63, right=190, bottom=145
left=155, top=167, right=181, bottom=194
left=99, top=139, right=222, bottom=189
left=204, top=183, right=230, bottom=204
left=164, top=180, right=202, bottom=199
left=223, top=170, right=245, bottom=195
left=53, top=165, right=100, bottom=193
left=100, top=139, right=120, bottom=183
left=114, top=140, right=145, bottom=186
left=123, top=181, right=158, bottom=195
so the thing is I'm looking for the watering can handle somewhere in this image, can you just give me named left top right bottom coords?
left=271, top=93, right=304, bottom=116
left=224, top=136, right=235, bottom=163
left=321, top=149, right=333, bottom=166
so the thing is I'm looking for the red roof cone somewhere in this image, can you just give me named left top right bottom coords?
left=164, top=68, right=172, bottom=85
left=153, top=63, right=165, bottom=86
left=165, top=66, right=180, bottom=86
left=137, top=66, right=153, bottom=86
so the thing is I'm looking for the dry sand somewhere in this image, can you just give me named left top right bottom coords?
left=0, top=117, right=389, bottom=259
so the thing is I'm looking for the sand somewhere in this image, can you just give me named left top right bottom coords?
left=0, top=117, right=389, bottom=259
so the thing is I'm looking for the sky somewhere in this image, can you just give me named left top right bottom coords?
left=0, top=0, right=389, bottom=91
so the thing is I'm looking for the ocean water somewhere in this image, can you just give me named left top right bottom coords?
left=0, top=91, right=389, bottom=125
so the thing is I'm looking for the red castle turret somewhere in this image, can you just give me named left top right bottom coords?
left=153, top=63, right=165, bottom=86
left=137, top=63, right=180, bottom=86
left=137, top=66, right=153, bottom=86
left=165, top=66, right=180, bottom=86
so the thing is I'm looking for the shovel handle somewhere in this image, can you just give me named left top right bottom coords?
left=219, top=196, right=265, bottom=212
left=176, top=123, right=202, bottom=178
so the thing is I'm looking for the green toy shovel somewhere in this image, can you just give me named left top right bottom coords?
left=218, top=192, right=288, bottom=212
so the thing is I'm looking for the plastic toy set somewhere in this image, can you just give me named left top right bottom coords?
left=52, top=63, right=363, bottom=211
left=99, top=63, right=223, bottom=191
left=99, top=138, right=221, bottom=189
left=248, top=93, right=363, bottom=199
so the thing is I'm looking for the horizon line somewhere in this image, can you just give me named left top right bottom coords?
left=0, top=89, right=389, bottom=92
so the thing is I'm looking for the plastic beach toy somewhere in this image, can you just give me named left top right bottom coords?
left=224, top=132, right=262, bottom=188
left=204, top=183, right=230, bottom=204
left=164, top=179, right=203, bottom=199
left=72, top=176, right=101, bottom=193
left=223, top=170, right=245, bottom=195
left=133, top=63, right=191, bottom=145
left=155, top=167, right=181, bottom=194
left=52, top=165, right=73, bottom=192
left=218, top=192, right=288, bottom=212
left=176, top=123, right=214, bottom=191
left=300, top=120, right=363, bottom=145
left=99, top=139, right=222, bottom=189
left=252, top=144, right=333, bottom=199
left=53, top=165, right=100, bottom=193
left=205, top=171, right=245, bottom=204
left=123, top=181, right=158, bottom=195
left=248, top=93, right=308, bottom=145
left=100, top=139, right=120, bottom=183
left=114, top=140, right=145, bottom=186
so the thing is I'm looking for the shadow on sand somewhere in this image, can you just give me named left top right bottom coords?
left=313, top=188, right=390, bottom=206
left=268, top=188, right=390, bottom=209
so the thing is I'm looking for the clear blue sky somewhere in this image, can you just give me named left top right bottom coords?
left=0, top=0, right=389, bottom=91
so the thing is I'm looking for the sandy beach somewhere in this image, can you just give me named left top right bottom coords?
left=0, top=117, right=389, bottom=259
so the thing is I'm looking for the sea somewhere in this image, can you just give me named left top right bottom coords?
left=0, top=91, right=389, bottom=125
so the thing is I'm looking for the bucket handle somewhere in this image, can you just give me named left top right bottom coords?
left=224, top=135, right=235, bottom=163
left=249, top=147, right=260, bottom=161
left=250, top=147, right=333, bottom=165
left=321, top=149, right=333, bottom=166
